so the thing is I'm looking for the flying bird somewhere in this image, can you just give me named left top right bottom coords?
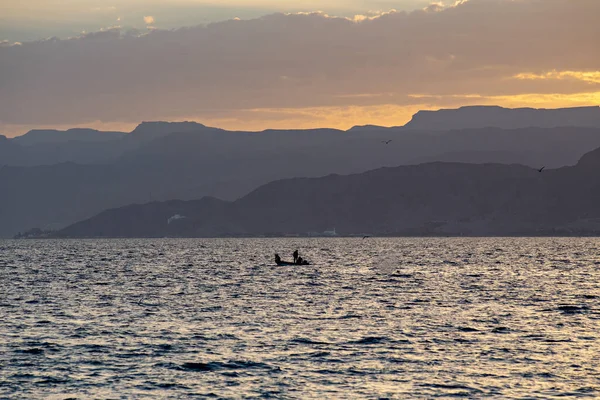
left=538, top=167, right=545, bottom=173
left=382, top=140, right=392, bottom=145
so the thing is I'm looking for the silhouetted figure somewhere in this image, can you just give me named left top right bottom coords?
left=296, top=256, right=303, bottom=265
left=293, top=250, right=299, bottom=263
left=275, top=254, right=281, bottom=264
left=538, top=166, right=545, bottom=173
left=382, top=140, right=392, bottom=145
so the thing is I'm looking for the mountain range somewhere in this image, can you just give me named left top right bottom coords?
left=3, top=106, right=600, bottom=168
left=3, top=105, right=600, bottom=238
left=404, top=105, right=600, bottom=131
left=55, top=146, right=600, bottom=238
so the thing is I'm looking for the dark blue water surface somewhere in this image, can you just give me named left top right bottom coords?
left=1, top=238, right=599, bottom=399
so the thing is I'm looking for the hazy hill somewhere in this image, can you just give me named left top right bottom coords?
left=129, top=121, right=210, bottom=142
left=1, top=123, right=209, bottom=167
left=0, top=163, right=137, bottom=236
left=12, top=128, right=125, bottom=146
left=0, top=135, right=26, bottom=165
left=404, top=105, right=600, bottom=130
left=55, top=146, right=600, bottom=238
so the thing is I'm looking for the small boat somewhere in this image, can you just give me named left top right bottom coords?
left=276, top=259, right=310, bottom=266
left=274, top=253, right=310, bottom=266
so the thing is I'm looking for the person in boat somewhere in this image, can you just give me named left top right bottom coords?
left=293, top=250, right=299, bottom=263
left=296, top=256, right=303, bottom=265
left=275, top=254, right=282, bottom=264
left=297, top=257, right=309, bottom=265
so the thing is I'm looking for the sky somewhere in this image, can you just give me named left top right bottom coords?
left=0, top=0, right=433, bottom=42
left=1, top=0, right=599, bottom=136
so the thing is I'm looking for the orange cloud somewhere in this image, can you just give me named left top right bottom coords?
left=514, top=70, right=600, bottom=85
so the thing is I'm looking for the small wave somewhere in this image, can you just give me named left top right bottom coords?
left=290, top=338, right=329, bottom=345
left=299, top=314, right=362, bottom=321
left=181, top=360, right=277, bottom=372
left=418, top=382, right=483, bottom=395
left=388, top=357, right=418, bottom=364
left=542, top=338, right=572, bottom=343
left=17, top=348, right=44, bottom=355
left=314, top=369, right=344, bottom=375
left=308, top=351, right=331, bottom=358
left=75, top=344, right=110, bottom=353
left=348, top=336, right=388, bottom=345
left=191, top=333, right=238, bottom=341
left=35, top=376, right=71, bottom=385
left=181, top=362, right=214, bottom=372
left=20, top=341, right=62, bottom=353
left=457, top=327, right=479, bottom=332
left=454, top=338, right=477, bottom=344
left=340, top=314, right=361, bottom=320
left=420, top=383, right=478, bottom=390
left=574, top=387, right=597, bottom=394
left=151, top=382, right=189, bottom=389
left=557, top=305, right=590, bottom=314
left=390, top=273, right=413, bottom=278
left=522, top=334, right=544, bottom=339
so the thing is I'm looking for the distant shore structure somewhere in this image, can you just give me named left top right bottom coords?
left=323, top=228, right=337, bottom=237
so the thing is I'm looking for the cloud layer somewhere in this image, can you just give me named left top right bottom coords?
left=1, top=0, right=599, bottom=134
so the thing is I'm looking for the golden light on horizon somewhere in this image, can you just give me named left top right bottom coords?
left=2, top=91, right=599, bottom=137
left=514, top=71, right=600, bottom=85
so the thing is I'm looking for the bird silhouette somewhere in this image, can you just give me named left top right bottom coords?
left=382, top=140, right=392, bottom=145
left=538, top=166, right=545, bottom=173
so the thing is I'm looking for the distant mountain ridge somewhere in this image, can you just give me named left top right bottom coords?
left=404, top=105, right=600, bottom=130
left=3, top=106, right=600, bottom=167
left=13, top=128, right=125, bottom=146
left=0, top=122, right=216, bottom=167
left=129, top=121, right=209, bottom=141
left=54, top=145, right=600, bottom=238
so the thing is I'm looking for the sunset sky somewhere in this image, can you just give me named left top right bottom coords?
left=1, top=0, right=599, bottom=136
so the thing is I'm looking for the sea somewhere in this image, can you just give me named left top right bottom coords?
left=1, top=238, right=599, bottom=399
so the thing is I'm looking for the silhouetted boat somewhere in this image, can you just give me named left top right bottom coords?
left=276, top=259, right=310, bottom=266
left=275, top=253, right=310, bottom=266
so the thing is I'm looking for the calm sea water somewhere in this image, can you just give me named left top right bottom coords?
left=1, top=238, right=599, bottom=399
